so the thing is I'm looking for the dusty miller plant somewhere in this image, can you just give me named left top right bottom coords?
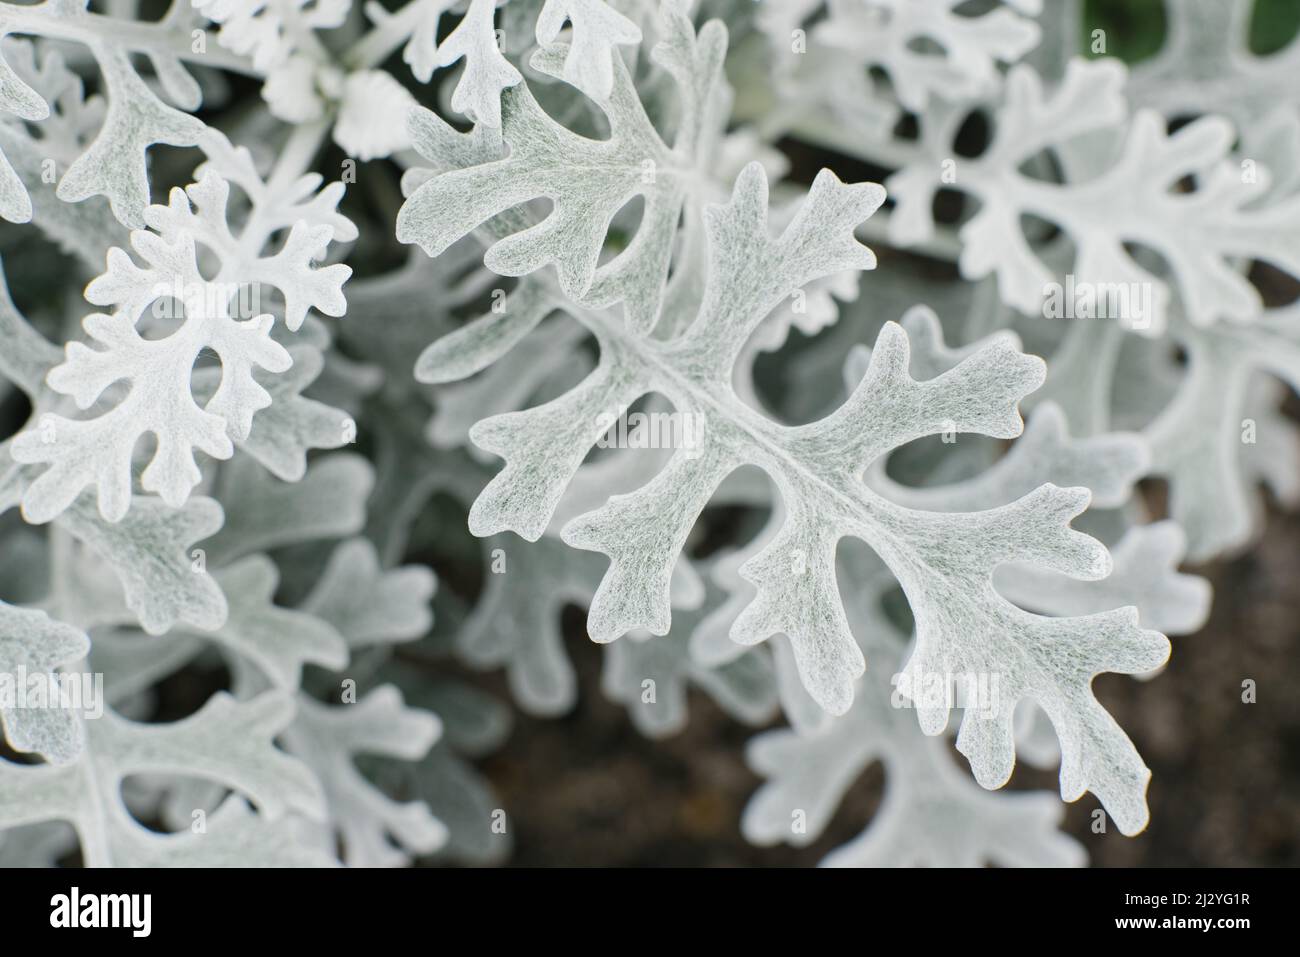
left=0, top=0, right=1282, bottom=867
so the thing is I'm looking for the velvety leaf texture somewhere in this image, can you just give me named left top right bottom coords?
left=1, top=0, right=1283, bottom=872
